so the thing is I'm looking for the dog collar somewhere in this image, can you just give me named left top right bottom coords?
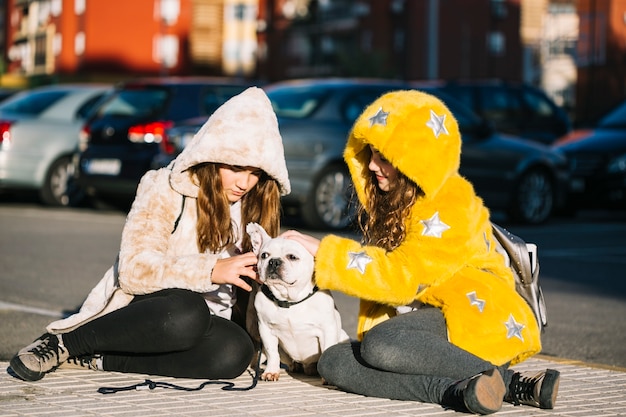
left=260, top=284, right=319, bottom=308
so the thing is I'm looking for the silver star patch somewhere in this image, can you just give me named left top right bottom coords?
left=467, top=291, right=485, bottom=313
left=347, top=251, right=372, bottom=274
left=504, top=314, right=525, bottom=341
left=425, top=110, right=449, bottom=138
left=369, top=107, right=389, bottom=127
left=420, top=212, right=450, bottom=238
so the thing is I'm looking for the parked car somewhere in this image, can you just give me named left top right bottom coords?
left=0, top=83, right=111, bottom=206
left=154, top=78, right=569, bottom=230
left=76, top=77, right=255, bottom=207
left=552, top=99, right=626, bottom=212
left=0, top=88, right=21, bottom=103
left=431, top=79, right=572, bottom=145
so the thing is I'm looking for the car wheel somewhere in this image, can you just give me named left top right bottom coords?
left=508, top=168, right=554, bottom=224
left=39, top=156, right=85, bottom=207
left=302, top=164, right=357, bottom=230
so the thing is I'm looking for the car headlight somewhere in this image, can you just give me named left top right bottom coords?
left=607, top=153, right=626, bottom=173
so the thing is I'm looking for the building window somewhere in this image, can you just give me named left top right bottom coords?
left=490, top=0, right=507, bottom=19
left=155, top=0, right=180, bottom=26
left=51, top=0, right=62, bottom=17
left=53, top=32, right=62, bottom=56
left=153, top=34, right=179, bottom=68
left=487, top=31, right=505, bottom=56
left=34, top=34, right=47, bottom=67
left=75, top=0, right=85, bottom=15
left=75, top=31, right=85, bottom=55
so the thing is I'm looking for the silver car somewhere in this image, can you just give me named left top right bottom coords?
left=0, top=84, right=110, bottom=206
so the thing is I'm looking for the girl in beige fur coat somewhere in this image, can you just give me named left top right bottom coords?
left=10, top=87, right=290, bottom=382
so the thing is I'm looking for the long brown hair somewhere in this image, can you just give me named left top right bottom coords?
left=190, top=163, right=281, bottom=253
left=357, top=149, right=423, bottom=251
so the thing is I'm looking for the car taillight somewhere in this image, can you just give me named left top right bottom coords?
left=0, top=120, right=13, bottom=146
left=78, top=125, right=90, bottom=152
left=128, top=121, right=173, bottom=145
left=159, top=133, right=176, bottom=155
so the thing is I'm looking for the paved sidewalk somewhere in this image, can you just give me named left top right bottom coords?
left=1, top=355, right=625, bottom=416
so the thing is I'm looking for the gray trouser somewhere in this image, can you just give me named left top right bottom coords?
left=317, top=307, right=512, bottom=404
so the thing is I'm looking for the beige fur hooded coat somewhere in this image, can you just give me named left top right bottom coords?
left=47, top=87, right=290, bottom=333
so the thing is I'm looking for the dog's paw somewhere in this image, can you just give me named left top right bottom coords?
left=261, top=372, right=280, bottom=381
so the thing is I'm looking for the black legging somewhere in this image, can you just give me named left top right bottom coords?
left=61, top=288, right=254, bottom=379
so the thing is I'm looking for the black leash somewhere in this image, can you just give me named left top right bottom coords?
left=98, top=342, right=263, bottom=394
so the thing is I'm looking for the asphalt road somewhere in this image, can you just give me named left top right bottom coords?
left=1, top=199, right=625, bottom=369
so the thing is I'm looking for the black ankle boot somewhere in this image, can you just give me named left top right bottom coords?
left=441, top=369, right=506, bottom=415
left=505, top=369, right=560, bottom=409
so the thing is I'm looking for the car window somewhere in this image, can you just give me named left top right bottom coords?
left=267, top=87, right=329, bottom=118
left=0, top=90, right=68, bottom=115
left=440, top=85, right=474, bottom=110
left=478, top=86, right=521, bottom=134
left=342, top=89, right=392, bottom=123
left=521, top=89, right=555, bottom=118
left=519, top=88, right=566, bottom=138
left=75, top=93, right=108, bottom=120
left=426, top=90, right=482, bottom=134
left=599, top=101, right=626, bottom=129
left=95, top=88, right=169, bottom=118
left=201, top=86, right=249, bottom=114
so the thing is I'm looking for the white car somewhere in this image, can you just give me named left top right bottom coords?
left=0, top=84, right=111, bottom=206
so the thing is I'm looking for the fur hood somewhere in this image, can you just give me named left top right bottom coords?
left=169, top=86, right=291, bottom=196
left=345, top=89, right=461, bottom=205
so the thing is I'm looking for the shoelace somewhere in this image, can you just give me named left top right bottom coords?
left=510, top=372, right=541, bottom=405
left=66, top=356, right=96, bottom=370
left=29, top=335, right=63, bottom=362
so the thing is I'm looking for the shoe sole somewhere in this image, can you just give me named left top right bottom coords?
left=9, top=355, right=44, bottom=381
left=465, top=369, right=506, bottom=415
left=539, top=369, right=560, bottom=409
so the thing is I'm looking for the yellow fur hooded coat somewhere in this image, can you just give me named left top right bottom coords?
left=314, top=90, right=541, bottom=366
left=46, top=87, right=290, bottom=334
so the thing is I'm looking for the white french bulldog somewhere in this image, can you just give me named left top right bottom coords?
left=246, top=222, right=350, bottom=381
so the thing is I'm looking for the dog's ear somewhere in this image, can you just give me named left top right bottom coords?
left=246, top=222, right=270, bottom=256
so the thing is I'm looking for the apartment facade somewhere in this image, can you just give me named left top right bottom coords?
left=1, top=0, right=625, bottom=122
left=2, top=0, right=525, bottom=82
left=3, top=0, right=259, bottom=81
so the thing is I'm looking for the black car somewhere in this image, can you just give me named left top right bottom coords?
left=432, top=79, right=572, bottom=145
left=76, top=77, right=254, bottom=206
left=552, top=99, right=626, bottom=212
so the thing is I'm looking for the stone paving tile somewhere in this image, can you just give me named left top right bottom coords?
left=1, top=357, right=625, bottom=416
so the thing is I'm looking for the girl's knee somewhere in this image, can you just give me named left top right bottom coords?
left=160, top=290, right=211, bottom=345
left=318, top=342, right=354, bottom=382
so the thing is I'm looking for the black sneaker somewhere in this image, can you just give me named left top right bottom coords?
left=10, top=333, right=69, bottom=381
left=441, top=368, right=506, bottom=415
left=505, top=368, right=560, bottom=409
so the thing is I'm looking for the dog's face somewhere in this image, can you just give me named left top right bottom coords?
left=247, top=223, right=315, bottom=297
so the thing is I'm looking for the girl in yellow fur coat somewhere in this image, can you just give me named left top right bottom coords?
left=283, top=90, right=559, bottom=415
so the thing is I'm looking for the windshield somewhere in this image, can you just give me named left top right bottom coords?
left=0, top=90, right=67, bottom=115
left=267, top=86, right=329, bottom=118
left=94, top=87, right=169, bottom=118
left=599, top=101, right=626, bottom=129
